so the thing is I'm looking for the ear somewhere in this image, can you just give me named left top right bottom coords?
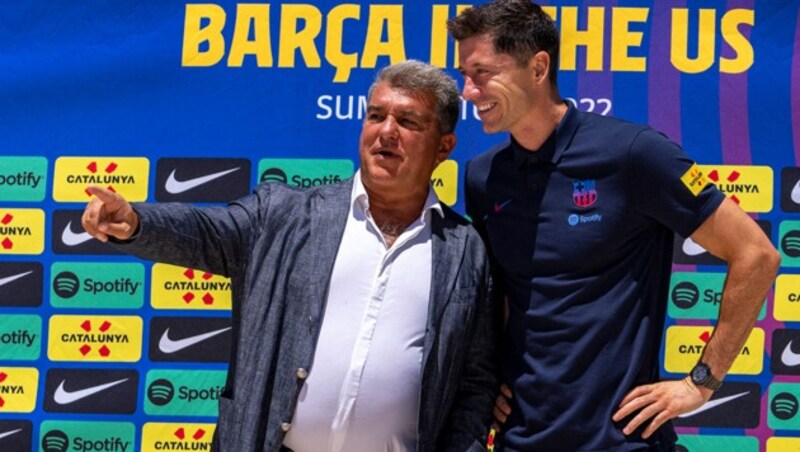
left=531, top=50, right=550, bottom=86
left=436, top=133, right=457, bottom=164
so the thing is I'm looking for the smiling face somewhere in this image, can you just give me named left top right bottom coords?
left=359, top=82, right=455, bottom=198
left=458, top=34, right=540, bottom=135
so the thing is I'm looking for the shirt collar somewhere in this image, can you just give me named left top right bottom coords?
left=352, top=169, right=444, bottom=219
left=512, top=100, right=579, bottom=168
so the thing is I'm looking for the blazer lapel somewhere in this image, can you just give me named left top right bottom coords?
left=306, top=178, right=352, bottom=323
left=417, top=210, right=467, bottom=448
left=423, top=211, right=465, bottom=364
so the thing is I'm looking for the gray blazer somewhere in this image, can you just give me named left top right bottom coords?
left=121, top=178, right=497, bottom=452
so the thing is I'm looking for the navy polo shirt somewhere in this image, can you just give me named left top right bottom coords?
left=465, top=103, right=725, bottom=451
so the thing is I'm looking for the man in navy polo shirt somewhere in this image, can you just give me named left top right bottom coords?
left=448, top=0, right=780, bottom=450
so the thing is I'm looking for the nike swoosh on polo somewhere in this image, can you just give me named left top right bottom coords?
left=791, top=180, right=800, bottom=204
left=677, top=391, right=750, bottom=418
left=0, top=429, right=22, bottom=441
left=0, top=271, right=33, bottom=288
left=782, top=340, right=800, bottom=366
left=494, top=199, right=513, bottom=213
left=61, top=221, right=93, bottom=246
left=165, top=167, right=240, bottom=194
left=158, top=326, right=232, bottom=354
left=682, top=237, right=707, bottom=256
left=53, top=378, right=129, bottom=405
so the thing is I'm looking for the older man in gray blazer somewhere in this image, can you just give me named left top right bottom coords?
left=82, top=60, right=497, bottom=452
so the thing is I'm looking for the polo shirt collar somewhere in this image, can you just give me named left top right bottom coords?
left=512, top=101, right=579, bottom=168
left=352, top=169, right=444, bottom=219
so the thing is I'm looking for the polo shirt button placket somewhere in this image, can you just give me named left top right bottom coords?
left=527, top=155, right=541, bottom=191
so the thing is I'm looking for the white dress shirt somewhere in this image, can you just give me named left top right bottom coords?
left=283, top=172, right=442, bottom=452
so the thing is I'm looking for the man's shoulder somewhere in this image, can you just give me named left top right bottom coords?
left=239, top=178, right=353, bottom=225
left=464, top=139, right=514, bottom=190
left=440, top=204, right=471, bottom=228
left=252, top=177, right=353, bottom=203
left=467, top=139, right=513, bottom=170
left=439, top=206, right=488, bottom=251
left=575, top=110, right=664, bottom=148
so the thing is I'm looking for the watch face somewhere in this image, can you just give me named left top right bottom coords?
left=692, top=364, right=709, bottom=383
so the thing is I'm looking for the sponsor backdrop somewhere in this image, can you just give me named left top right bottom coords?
left=0, top=1, right=798, bottom=451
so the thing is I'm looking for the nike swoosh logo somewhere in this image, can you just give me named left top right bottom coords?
left=61, top=221, right=93, bottom=246
left=682, top=237, right=707, bottom=256
left=782, top=340, right=800, bottom=366
left=53, top=378, right=129, bottom=405
left=494, top=199, right=513, bottom=213
left=0, top=429, right=22, bottom=440
left=791, top=180, right=800, bottom=204
left=158, top=326, right=232, bottom=353
left=165, top=167, right=240, bottom=194
left=0, top=271, right=33, bottom=287
left=677, top=391, right=750, bottom=418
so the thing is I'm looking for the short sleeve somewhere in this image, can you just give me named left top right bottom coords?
left=629, top=128, right=725, bottom=237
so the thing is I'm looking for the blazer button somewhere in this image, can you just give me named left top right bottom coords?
left=280, top=422, right=292, bottom=433
left=296, top=368, right=309, bottom=379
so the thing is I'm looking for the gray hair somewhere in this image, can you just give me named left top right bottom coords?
left=368, top=60, right=460, bottom=134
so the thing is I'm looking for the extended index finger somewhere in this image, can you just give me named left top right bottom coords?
left=81, top=196, right=107, bottom=237
left=85, top=185, right=117, bottom=204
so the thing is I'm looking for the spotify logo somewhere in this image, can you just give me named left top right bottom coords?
left=39, top=420, right=134, bottom=452
left=50, top=262, right=145, bottom=309
left=53, top=272, right=79, bottom=298
left=783, top=230, right=800, bottom=258
left=144, top=369, right=227, bottom=416
left=257, top=159, right=354, bottom=189
left=41, top=429, right=69, bottom=452
left=260, top=167, right=288, bottom=184
left=772, top=392, right=799, bottom=420
left=148, top=379, right=175, bottom=406
left=671, top=282, right=700, bottom=309
left=666, top=272, right=758, bottom=321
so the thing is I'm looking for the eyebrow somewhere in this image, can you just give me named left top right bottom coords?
left=464, top=62, right=499, bottom=71
left=462, top=56, right=513, bottom=71
left=366, top=105, right=430, bottom=121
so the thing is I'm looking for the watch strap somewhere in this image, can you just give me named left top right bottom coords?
left=700, top=373, right=723, bottom=390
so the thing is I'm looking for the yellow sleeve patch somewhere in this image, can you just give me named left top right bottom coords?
left=680, top=163, right=708, bottom=196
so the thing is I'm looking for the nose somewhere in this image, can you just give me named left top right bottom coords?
left=378, top=115, right=399, bottom=139
left=461, top=76, right=480, bottom=101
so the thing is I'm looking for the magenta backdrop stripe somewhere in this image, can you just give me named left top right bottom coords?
left=660, top=0, right=698, bottom=354
left=793, top=9, right=800, bottom=165
left=648, top=0, right=685, bottom=144
left=762, top=289, right=783, bottom=360
left=719, top=0, right=754, bottom=165
left=575, top=0, right=616, bottom=112
left=676, top=426, right=700, bottom=437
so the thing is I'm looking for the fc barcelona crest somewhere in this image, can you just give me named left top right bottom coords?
left=572, top=180, right=597, bottom=208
